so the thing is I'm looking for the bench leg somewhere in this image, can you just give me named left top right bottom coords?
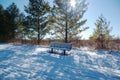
left=63, top=50, right=66, bottom=55
left=51, top=48, right=53, bottom=53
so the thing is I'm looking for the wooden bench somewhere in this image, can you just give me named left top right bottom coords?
left=50, top=42, right=72, bottom=55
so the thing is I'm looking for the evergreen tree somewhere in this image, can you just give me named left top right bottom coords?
left=6, top=3, right=19, bottom=39
left=52, top=0, right=88, bottom=42
left=0, top=3, right=25, bottom=42
left=90, top=15, right=113, bottom=49
left=15, top=13, right=27, bottom=39
left=25, top=0, right=51, bottom=44
left=0, top=5, right=8, bottom=42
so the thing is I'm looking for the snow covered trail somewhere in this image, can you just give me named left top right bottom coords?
left=0, top=43, right=120, bottom=80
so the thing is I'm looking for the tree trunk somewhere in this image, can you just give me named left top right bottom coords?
left=37, top=15, right=40, bottom=45
left=65, top=5, right=68, bottom=43
left=37, top=33, right=40, bottom=45
left=65, top=20, right=68, bottom=43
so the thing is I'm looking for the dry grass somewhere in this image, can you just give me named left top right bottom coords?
left=7, top=39, right=120, bottom=51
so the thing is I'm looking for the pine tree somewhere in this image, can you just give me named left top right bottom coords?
left=52, top=0, right=88, bottom=42
left=15, top=13, right=27, bottom=39
left=0, top=5, right=7, bottom=42
left=25, top=0, right=51, bottom=44
left=6, top=3, right=19, bottom=39
left=90, top=15, right=112, bottom=49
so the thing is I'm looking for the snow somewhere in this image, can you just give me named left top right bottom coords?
left=0, top=43, right=120, bottom=80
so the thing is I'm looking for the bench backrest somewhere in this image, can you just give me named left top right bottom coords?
left=50, top=42, right=72, bottom=50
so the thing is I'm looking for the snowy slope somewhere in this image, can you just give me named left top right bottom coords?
left=0, top=43, right=120, bottom=80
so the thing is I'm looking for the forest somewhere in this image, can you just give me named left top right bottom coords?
left=0, top=0, right=120, bottom=50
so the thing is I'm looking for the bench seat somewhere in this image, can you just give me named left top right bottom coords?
left=50, top=42, right=72, bottom=55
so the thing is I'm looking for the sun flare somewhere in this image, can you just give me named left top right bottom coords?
left=70, top=0, right=76, bottom=7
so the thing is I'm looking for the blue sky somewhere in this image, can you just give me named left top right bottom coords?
left=83, top=0, right=120, bottom=39
left=0, top=0, right=120, bottom=39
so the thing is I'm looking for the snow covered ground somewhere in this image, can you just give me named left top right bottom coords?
left=0, top=43, right=120, bottom=80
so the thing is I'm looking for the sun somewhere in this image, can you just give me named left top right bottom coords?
left=70, top=0, right=76, bottom=7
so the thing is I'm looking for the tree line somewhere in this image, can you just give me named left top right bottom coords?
left=0, top=0, right=113, bottom=49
